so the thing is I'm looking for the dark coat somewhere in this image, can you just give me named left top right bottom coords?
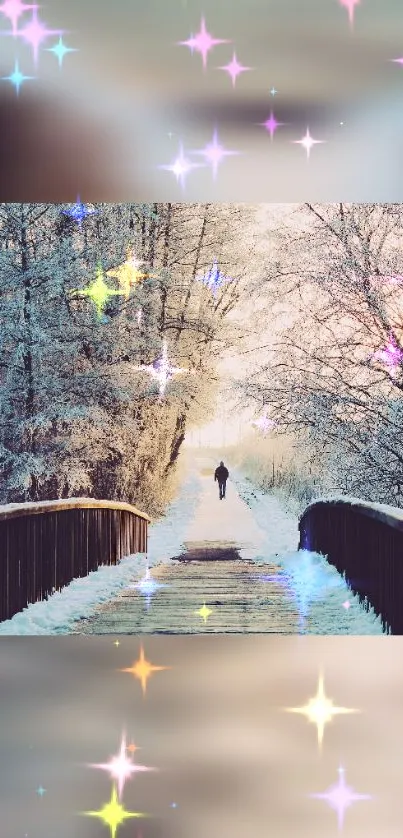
left=215, top=465, right=229, bottom=483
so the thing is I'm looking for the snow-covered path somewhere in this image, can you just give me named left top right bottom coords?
left=0, top=453, right=385, bottom=634
left=182, top=457, right=268, bottom=559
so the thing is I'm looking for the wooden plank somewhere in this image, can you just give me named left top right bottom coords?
left=0, top=502, right=149, bottom=623
left=0, top=497, right=151, bottom=523
left=72, top=556, right=301, bottom=635
left=299, top=500, right=403, bottom=633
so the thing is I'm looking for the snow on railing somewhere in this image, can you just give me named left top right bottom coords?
left=299, top=496, right=403, bottom=634
left=0, top=497, right=150, bottom=625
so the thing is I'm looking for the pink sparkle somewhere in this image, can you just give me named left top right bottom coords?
left=0, top=0, right=35, bottom=35
left=191, top=128, right=239, bottom=180
left=259, top=110, right=284, bottom=140
left=18, top=6, right=60, bottom=64
left=252, top=413, right=276, bottom=435
left=391, top=57, right=403, bottom=66
left=339, top=0, right=361, bottom=28
left=311, top=765, right=371, bottom=830
left=180, top=16, right=230, bottom=70
left=218, top=51, right=252, bottom=87
left=377, top=274, right=403, bottom=284
left=373, top=337, right=403, bottom=368
left=89, top=733, right=155, bottom=800
left=159, top=141, right=203, bottom=190
left=293, top=127, right=325, bottom=159
left=342, top=600, right=350, bottom=609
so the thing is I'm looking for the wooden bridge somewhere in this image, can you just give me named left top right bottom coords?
left=0, top=498, right=150, bottom=623
left=72, top=543, right=301, bottom=634
left=0, top=493, right=402, bottom=633
left=299, top=498, right=403, bottom=634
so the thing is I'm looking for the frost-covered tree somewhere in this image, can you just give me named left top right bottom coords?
left=235, top=203, right=403, bottom=506
left=0, top=202, right=255, bottom=513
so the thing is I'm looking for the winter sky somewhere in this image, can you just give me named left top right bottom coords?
left=188, top=203, right=297, bottom=447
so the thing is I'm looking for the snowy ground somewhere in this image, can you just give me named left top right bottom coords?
left=0, top=453, right=386, bottom=634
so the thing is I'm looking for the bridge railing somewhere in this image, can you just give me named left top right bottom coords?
left=0, top=497, right=151, bottom=625
left=298, top=496, right=403, bottom=634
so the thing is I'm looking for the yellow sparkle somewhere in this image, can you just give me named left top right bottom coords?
left=84, top=784, right=146, bottom=838
left=284, top=673, right=359, bottom=748
left=114, top=640, right=120, bottom=647
left=107, top=250, right=157, bottom=297
left=73, top=264, right=125, bottom=317
left=195, top=602, right=213, bottom=623
left=120, top=644, right=170, bottom=695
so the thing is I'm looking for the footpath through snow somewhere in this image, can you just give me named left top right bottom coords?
left=0, top=453, right=385, bottom=634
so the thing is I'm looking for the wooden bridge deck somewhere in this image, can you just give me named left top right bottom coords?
left=71, top=542, right=301, bottom=634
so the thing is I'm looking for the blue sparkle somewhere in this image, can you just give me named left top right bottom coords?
left=46, top=36, right=78, bottom=68
left=199, top=259, right=233, bottom=296
left=2, top=60, right=34, bottom=94
left=62, top=197, right=98, bottom=225
left=130, top=566, right=167, bottom=611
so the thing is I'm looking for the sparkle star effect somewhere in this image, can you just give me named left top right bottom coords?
left=160, top=141, right=204, bottom=190
left=0, top=0, right=35, bottom=34
left=383, top=274, right=403, bottom=285
left=252, top=413, right=276, bottom=435
left=256, top=550, right=342, bottom=632
left=130, top=563, right=167, bottom=611
left=18, top=6, right=60, bottom=65
left=190, top=128, right=239, bottom=180
left=72, top=265, right=125, bottom=319
left=342, top=600, right=351, bottom=609
left=178, top=32, right=197, bottom=54
left=259, top=110, right=285, bottom=140
left=2, top=59, right=34, bottom=93
left=46, top=35, right=77, bottom=68
left=36, top=786, right=46, bottom=797
left=107, top=250, right=156, bottom=298
left=89, top=733, right=155, bottom=799
left=178, top=16, right=230, bottom=69
left=270, top=86, right=277, bottom=96
left=198, top=259, right=233, bottom=296
left=339, top=0, right=361, bottom=28
left=218, top=51, right=252, bottom=87
left=83, top=784, right=147, bottom=838
left=62, top=197, right=98, bottom=225
left=134, top=340, right=191, bottom=397
left=373, top=337, right=403, bottom=369
left=391, top=57, right=403, bottom=66
left=120, top=645, right=171, bottom=695
left=195, top=602, right=212, bottom=623
left=311, top=765, right=371, bottom=830
left=284, top=673, right=358, bottom=748
left=293, top=127, right=325, bottom=159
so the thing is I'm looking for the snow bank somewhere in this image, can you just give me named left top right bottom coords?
left=229, top=468, right=386, bottom=635
left=0, top=457, right=387, bottom=635
left=0, top=467, right=203, bottom=635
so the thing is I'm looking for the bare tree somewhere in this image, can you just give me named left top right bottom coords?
left=236, top=203, right=403, bottom=504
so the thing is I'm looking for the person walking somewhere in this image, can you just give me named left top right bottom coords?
left=214, top=461, right=229, bottom=500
